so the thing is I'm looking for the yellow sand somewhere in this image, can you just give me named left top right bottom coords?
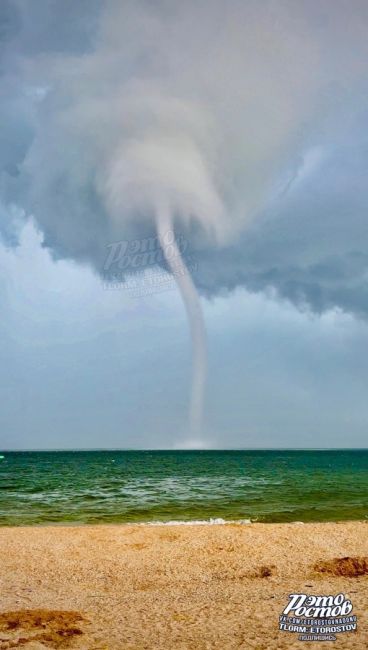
left=0, top=521, right=367, bottom=649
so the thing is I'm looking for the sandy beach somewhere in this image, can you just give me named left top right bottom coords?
left=0, top=521, right=367, bottom=649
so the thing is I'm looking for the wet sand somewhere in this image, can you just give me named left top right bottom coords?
left=0, top=521, right=367, bottom=649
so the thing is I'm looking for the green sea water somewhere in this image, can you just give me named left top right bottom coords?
left=0, top=449, right=366, bottom=526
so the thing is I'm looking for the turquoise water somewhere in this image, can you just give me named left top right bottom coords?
left=0, top=450, right=367, bottom=525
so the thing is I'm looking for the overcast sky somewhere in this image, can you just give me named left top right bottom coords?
left=1, top=0, right=368, bottom=449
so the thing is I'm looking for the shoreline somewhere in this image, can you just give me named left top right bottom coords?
left=0, top=517, right=366, bottom=529
left=0, top=521, right=367, bottom=648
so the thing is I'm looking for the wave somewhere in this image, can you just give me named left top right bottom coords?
left=141, top=518, right=253, bottom=526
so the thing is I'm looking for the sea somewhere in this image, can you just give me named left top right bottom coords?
left=0, top=449, right=366, bottom=526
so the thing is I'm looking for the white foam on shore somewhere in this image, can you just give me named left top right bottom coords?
left=142, top=518, right=252, bottom=526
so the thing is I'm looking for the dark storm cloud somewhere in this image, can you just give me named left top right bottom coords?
left=1, top=0, right=368, bottom=315
left=196, top=116, right=368, bottom=316
left=0, top=0, right=103, bottom=244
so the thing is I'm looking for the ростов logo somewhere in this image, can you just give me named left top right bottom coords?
left=279, top=592, right=357, bottom=642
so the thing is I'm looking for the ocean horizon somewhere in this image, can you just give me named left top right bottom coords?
left=2, top=446, right=367, bottom=452
left=0, top=449, right=367, bottom=526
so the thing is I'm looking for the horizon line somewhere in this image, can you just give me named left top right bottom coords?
left=1, top=447, right=367, bottom=452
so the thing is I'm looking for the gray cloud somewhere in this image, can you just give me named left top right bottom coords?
left=196, top=118, right=368, bottom=316
left=1, top=0, right=368, bottom=315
